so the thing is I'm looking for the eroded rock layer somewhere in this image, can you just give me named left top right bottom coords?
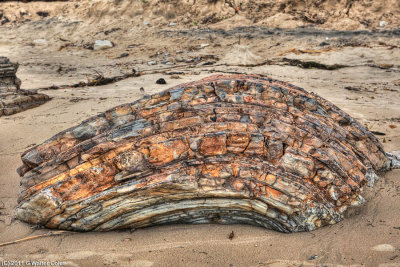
left=15, top=74, right=392, bottom=232
left=0, top=57, right=50, bottom=117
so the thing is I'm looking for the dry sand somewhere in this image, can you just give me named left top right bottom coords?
left=0, top=1, right=400, bottom=266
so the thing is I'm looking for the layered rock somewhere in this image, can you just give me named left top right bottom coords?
left=0, top=56, right=21, bottom=92
left=15, top=74, right=394, bottom=232
left=0, top=57, right=50, bottom=117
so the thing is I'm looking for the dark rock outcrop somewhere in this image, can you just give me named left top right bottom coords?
left=0, top=57, right=50, bottom=117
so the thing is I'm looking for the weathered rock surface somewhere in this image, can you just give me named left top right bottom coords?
left=0, top=57, right=21, bottom=92
left=0, top=57, right=50, bottom=117
left=15, top=74, right=395, bottom=232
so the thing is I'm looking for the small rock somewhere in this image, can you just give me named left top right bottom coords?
left=36, top=11, right=49, bottom=17
left=379, top=21, right=387, bottom=27
left=170, top=74, right=181, bottom=79
left=32, top=39, right=47, bottom=46
left=344, top=86, right=361, bottom=91
left=156, top=78, right=167, bottom=85
left=308, top=255, right=318, bottom=260
left=371, top=131, right=386, bottom=135
left=199, top=43, right=209, bottom=49
left=372, top=244, right=395, bottom=252
left=93, top=40, right=113, bottom=51
left=169, top=22, right=176, bottom=27
left=161, top=60, right=173, bottom=65
left=174, top=57, right=186, bottom=63
left=1, top=17, right=10, bottom=25
left=200, top=61, right=215, bottom=66
left=319, top=41, right=329, bottom=46
left=147, top=60, right=157, bottom=66
left=388, top=151, right=400, bottom=168
left=228, top=231, right=234, bottom=240
left=20, top=9, right=29, bottom=16
left=144, top=22, right=150, bottom=26
left=119, top=53, right=129, bottom=58
left=83, top=43, right=94, bottom=50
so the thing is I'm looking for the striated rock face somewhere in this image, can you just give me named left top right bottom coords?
left=15, top=74, right=394, bottom=232
left=0, top=56, right=21, bottom=92
left=0, top=57, right=50, bottom=117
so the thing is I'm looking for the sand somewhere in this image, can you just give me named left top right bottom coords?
left=0, top=1, right=400, bottom=266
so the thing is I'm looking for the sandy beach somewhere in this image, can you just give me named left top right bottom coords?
left=0, top=1, right=400, bottom=266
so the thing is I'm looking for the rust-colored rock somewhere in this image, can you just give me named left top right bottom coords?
left=0, top=57, right=50, bottom=117
left=15, top=74, right=399, bottom=232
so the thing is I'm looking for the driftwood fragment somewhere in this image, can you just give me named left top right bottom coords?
left=15, top=74, right=396, bottom=232
left=0, top=231, right=74, bottom=248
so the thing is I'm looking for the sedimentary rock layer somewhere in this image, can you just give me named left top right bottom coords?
left=0, top=57, right=50, bottom=117
left=15, top=74, right=392, bottom=232
left=0, top=56, right=21, bottom=92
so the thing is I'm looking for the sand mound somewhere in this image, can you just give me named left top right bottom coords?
left=220, top=45, right=264, bottom=66
left=0, top=0, right=399, bottom=31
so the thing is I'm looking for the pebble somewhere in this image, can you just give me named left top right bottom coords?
left=169, top=22, right=176, bottom=27
left=36, top=11, right=49, bottom=17
left=147, top=60, right=157, bottom=66
left=308, top=255, right=318, bottom=260
left=93, top=40, right=113, bottom=50
left=156, top=78, right=167, bottom=84
left=161, top=60, right=173, bottom=65
left=379, top=21, right=387, bottom=27
left=32, top=39, right=47, bottom=46
left=1, top=17, right=10, bottom=25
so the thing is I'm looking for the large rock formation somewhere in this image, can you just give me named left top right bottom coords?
left=15, top=74, right=397, bottom=232
left=0, top=57, right=49, bottom=117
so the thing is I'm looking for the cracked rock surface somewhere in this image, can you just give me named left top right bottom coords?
left=15, top=74, right=392, bottom=232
